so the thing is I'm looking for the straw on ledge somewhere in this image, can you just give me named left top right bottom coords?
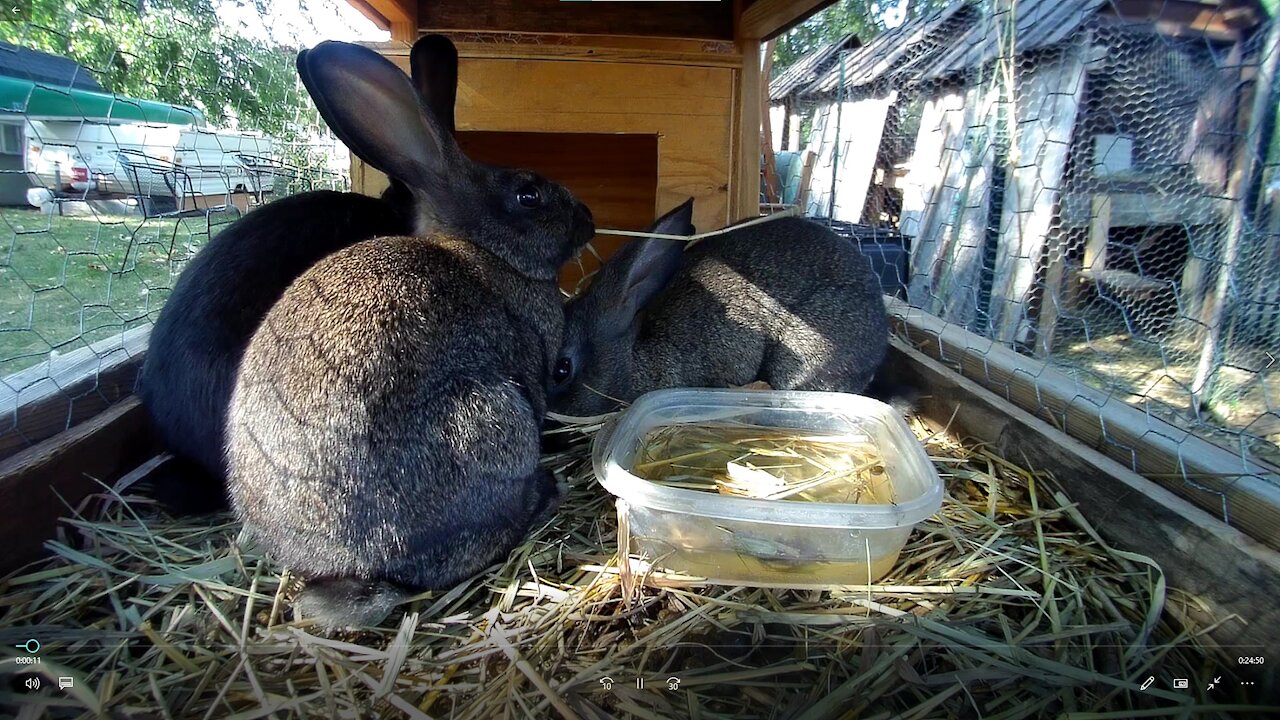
left=0, top=413, right=1265, bottom=719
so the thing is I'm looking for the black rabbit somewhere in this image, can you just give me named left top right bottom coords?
left=225, top=40, right=594, bottom=628
left=137, top=36, right=461, bottom=512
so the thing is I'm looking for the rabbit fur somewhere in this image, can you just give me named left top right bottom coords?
left=138, top=36, right=463, bottom=512
left=549, top=199, right=891, bottom=416
left=225, top=39, right=593, bottom=629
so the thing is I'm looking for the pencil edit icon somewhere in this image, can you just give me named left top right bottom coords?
left=1139, top=676, right=1154, bottom=691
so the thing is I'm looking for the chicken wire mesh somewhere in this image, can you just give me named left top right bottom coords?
left=0, top=0, right=383, bottom=454
left=3, top=0, right=1276, bottom=513
left=777, top=0, right=1280, bottom=520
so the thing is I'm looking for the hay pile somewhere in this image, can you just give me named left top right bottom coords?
left=0, top=415, right=1264, bottom=719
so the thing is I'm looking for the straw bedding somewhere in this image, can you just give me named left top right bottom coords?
left=0, top=414, right=1262, bottom=719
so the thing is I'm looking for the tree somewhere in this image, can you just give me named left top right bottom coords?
left=0, top=0, right=320, bottom=139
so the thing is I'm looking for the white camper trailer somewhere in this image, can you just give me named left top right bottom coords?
left=28, top=120, right=275, bottom=199
left=1, top=74, right=277, bottom=212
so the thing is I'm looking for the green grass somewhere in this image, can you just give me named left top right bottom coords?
left=0, top=206, right=234, bottom=378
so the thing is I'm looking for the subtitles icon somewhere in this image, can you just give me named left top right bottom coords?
left=58, top=677, right=74, bottom=690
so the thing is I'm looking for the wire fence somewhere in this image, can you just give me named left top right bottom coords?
left=772, top=0, right=1280, bottom=525
left=0, top=0, right=379, bottom=453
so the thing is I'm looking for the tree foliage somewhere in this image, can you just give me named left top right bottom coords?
left=0, top=0, right=319, bottom=139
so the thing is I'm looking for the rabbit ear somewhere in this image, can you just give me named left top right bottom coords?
left=300, top=41, right=459, bottom=187
left=296, top=48, right=365, bottom=158
left=653, top=197, right=696, bottom=237
left=598, top=199, right=695, bottom=334
left=410, top=34, right=459, bottom=135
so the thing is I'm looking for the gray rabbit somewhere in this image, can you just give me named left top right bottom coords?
left=549, top=199, right=890, bottom=416
left=138, top=35, right=460, bottom=514
left=225, top=40, right=594, bottom=628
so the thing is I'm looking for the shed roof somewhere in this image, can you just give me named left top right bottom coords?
left=0, top=42, right=104, bottom=92
left=801, top=0, right=1266, bottom=98
left=927, top=0, right=1108, bottom=79
left=768, top=33, right=859, bottom=102
left=801, top=0, right=976, bottom=96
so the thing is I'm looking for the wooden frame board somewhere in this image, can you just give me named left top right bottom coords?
left=0, top=324, right=149, bottom=460
left=350, top=0, right=839, bottom=44
left=0, top=396, right=157, bottom=574
left=883, top=337, right=1280, bottom=684
left=417, top=0, right=736, bottom=41
left=887, top=296, right=1280, bottom=553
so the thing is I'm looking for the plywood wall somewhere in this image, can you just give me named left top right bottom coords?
left=457, top=131, right=659, bottom=291
left=352, top=38, right=749, bottom=291
left=358, top=51, right=736, bottom=229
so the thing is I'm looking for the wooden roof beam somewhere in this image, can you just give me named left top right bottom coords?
left=739, top=0, right=839, bottom=41
left=1104, top=0, right=1265, bottom=34
left=415, top=1, right=735, bottom=41
left=349, top=0, right=418, bottom=41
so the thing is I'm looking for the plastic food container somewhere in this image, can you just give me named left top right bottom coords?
left=593, top=388, right=943, bottom=587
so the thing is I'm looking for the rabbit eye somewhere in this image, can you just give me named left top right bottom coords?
left=516, top=184, right=542, bottom=209
left=552, top=357, right=572, bottom=384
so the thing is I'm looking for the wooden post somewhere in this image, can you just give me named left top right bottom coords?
left=1036, top=230, right=1068, bottom=357
left=352, top=1, right=418, bottom=42
left=733, top=39, right=764, bottom=220
left=1179, top=41, right=1245, bottom=335
left=796, top=149, right=816, bottom=212
left=760, top=39, right=780, bottom=205
left=1055, top=194, right=1112, bottom=319
left=779, top=98, right=792, bottom=152
left=1084, top=194, right=1111, bottom=274
left=788, top=105, right=802, bottom=151
left=1191, top=20, right=1280, bottom=409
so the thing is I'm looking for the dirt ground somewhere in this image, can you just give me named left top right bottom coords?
left=1052, top=330, right=1280, bottom=469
